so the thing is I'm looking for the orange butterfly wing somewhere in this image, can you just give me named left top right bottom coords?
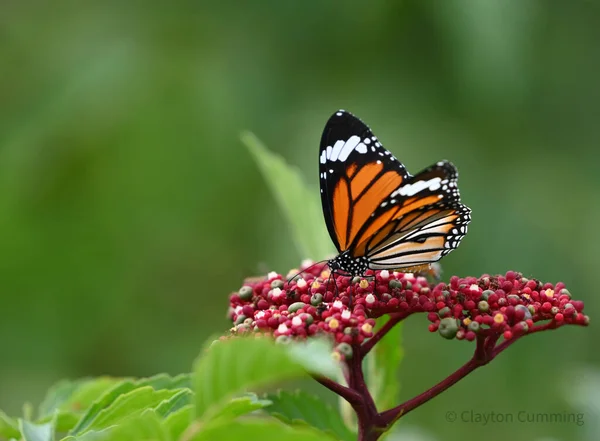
left=356, top=161, right=471, bottom=269
left=319, top=111, right=409, bottom=253
left=320, top=111, right=470, bottom=272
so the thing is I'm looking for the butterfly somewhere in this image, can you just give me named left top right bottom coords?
left=319, top=110, right=471, bottom=277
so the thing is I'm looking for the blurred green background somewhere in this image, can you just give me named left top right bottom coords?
left=1, top=1, right=599, bottom=440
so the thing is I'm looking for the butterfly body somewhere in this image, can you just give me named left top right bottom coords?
left=319, top=110, right=471, bottom=277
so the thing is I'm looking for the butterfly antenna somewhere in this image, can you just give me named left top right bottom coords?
left=286, top=259, right=329, bottom=286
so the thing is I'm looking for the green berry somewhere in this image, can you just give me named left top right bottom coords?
left=238, top=286, right=253, bottom=300
left=310, top=293, right=323, bottom=306
left=438, top=317, right=460, bottom=339
left=336, top=343, right=353, bottom=358
left=288, top=302, right=306, bottom=313
left=270, top=279, right=285, bottom=290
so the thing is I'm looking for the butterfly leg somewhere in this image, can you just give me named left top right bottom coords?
left=327, top=269, right=339, bottom=299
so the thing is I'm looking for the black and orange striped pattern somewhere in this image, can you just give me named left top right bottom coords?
left=319, top=110, right=471, bottom=276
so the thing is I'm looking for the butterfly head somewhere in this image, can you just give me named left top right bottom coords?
left=327, top=252, right=369, bottom=278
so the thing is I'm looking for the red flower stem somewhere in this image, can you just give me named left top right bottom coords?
left=350, top=347, right=378, bottom=412
left=313, top=352, right=381, bottom=440
left=377, top=321, right=565, bottom=427
left=473, top=332, right=488, bottom=360
left=348, top=345, right=380, bottom=441
left=378, top=351, right=487, bottom=425
left=313, top=375, right=364, bottom=407
left=361, top=312, right=410, bottom=357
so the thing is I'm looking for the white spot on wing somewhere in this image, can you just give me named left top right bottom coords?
left=398, top=177, right=442, bottom=197
left=338, top=135, right=360, bottom=161
left=330, top=140, right=346, bottom=161
left=320, top=150, right=327, bottom=164
left=356, top=143, right=367, bottom=154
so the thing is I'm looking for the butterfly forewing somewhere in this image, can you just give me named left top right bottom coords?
left=319, top=110, right=409, bottom=253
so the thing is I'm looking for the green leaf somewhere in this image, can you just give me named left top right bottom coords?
left=77, top=387, right=179, bottom=433
left=185, top=419, right=335, bottom=441
left=39, top=378, right=123, bottom=418
left=154, top=388, right=193, bottom=417
left=136, top=373, right=191, bottom=391
left=162, top=405, right=193, bottom=441
left=265, top=390, right=355, bottom=441
left=193, top=337, right=340, bottom=421
left=285, top=339, right=341, bottom=378
left=38, top=380, right=83, bottom=418
left=69, top=381, right=138, bottom=435
left=367, top=316, right=403, bottom=411
left=165, top=394, right=270, bottom=440
left=0, top=410, right=20, bottom=439
left=19, top=419, right=54, bottom=441
left=65, top=376, right=193, bottom=437
left=210, top=394, right=271, bottom=424
left=241, top=131, right=335, bottom=261
left=64, top=411, right=168, bottom=441
left=37, top=411, right=80, bottom=433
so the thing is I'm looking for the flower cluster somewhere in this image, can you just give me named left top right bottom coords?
left=227, top=258, right=590, bottom=441
left=229, top=262, right=376, bottom=347
left=228, top=261, right=588, bottom=346
left=426, top=272, right=587, bottom=341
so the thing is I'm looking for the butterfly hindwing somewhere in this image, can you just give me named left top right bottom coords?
left=362, top=161, right=471, bottom=268
left=319, top=110, right=410, bottom=253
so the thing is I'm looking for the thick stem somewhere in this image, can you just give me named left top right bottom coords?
left=347, top=346, right=380, bottom=440
left=313, top=375, right=363, bottom=407
left=357, top=425, right=383, bottom=441
left=313, top=351, right=381, bottom=441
